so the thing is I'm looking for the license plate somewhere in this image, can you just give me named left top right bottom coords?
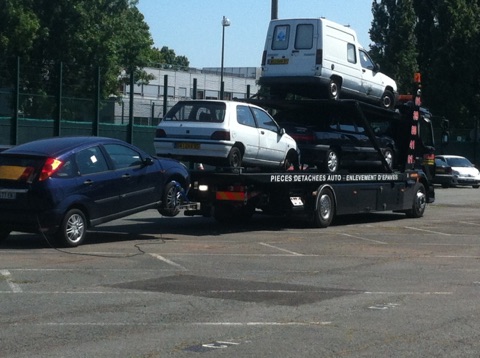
left=290, top=197, right=303, bottom=206
left=268, top=58, right=289, bottom=65
left=0, top=191, right=16, bottom=200
left=176, top=142, right=200, bottom=150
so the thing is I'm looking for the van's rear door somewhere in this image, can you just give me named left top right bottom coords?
left=262, top=19, right=318, bottom=77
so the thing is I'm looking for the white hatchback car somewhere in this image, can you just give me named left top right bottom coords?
left=435, top=155, right=480, bottom=188
left=154, top=100, right=299, bottom=169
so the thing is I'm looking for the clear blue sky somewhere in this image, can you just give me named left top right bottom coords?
left=137, top=0, right=374, bottom=68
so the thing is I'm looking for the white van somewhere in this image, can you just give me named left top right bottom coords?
left=259, top=18, right=398, bottom=109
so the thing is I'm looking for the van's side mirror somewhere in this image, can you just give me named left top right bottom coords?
left=280, top=128, right=286, bottom=135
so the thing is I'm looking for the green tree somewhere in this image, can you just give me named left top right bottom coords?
left=148, top=46, right=190, bottom=69
left=414, top=0, right=480, bottom=128
left=0, top=0, right=39, bottom=61
left=0, top=0, right=155, bottom=98
left=369, top=0, right=418, bottom=93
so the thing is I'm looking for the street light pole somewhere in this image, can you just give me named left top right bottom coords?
left=220, top=16, right=230, bottom=100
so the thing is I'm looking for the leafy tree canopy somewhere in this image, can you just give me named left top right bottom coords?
left=370, top=0, right=480, bottom=128
left=0, top=0, right=189, bottom=98
left=149, top=46, right=190, bottom=69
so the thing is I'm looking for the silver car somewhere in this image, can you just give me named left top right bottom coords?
left=154, top=100, right=299, bottom=169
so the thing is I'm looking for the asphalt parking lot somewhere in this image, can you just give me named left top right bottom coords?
left=1, top=186, right=480, bottom=357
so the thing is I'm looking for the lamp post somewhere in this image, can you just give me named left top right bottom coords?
left=220, top=15, right=230, bottom=100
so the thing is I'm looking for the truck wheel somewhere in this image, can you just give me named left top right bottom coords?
left=380, top=90, right=395, bottom=110
left=227, top=147, right=242, bottom=168
left=159, top=181, right=182, bottom=217
left=56, top=208, right=87, bottom=247
left=328, top=79, right=340, bottom=100
left=314, top=187, right=335, bottom=228
left=323, top=148, right=339, bottom=173
left=406, top=183, right=426, bottom=218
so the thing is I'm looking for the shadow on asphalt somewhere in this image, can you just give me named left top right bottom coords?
left=1, top=211, right=408, bottom=249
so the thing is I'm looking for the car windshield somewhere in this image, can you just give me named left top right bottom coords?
left=163, top=102, right=226, bottom=123
left=445, top=157, right=473, bottom=167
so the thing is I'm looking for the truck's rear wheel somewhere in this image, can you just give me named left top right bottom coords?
left=405, top=183, right=426, bottom=218
left=314, top=187, right=335, bottom=228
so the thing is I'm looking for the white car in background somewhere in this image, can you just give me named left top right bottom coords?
left=435, top=155, right=480, bottom=188
left=154, top=100, right=299, bottom=170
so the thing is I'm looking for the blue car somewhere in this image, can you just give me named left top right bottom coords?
left=0, top=136, right=190, bottom=247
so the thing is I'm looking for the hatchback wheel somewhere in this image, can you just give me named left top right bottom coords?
left=227, top=147, right=243, bottom=168
left=283, top=150, right=299, bottom=171
left=159, top=181, right=182, bottom=217
left=56, top=209, right=87, bottom=247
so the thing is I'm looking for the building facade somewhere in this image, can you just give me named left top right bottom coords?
left=118, top=66, right=261, bottom=126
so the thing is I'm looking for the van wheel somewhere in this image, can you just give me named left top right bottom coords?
left=381, top=90, right=395, bottom=110
left=227, top=147, right=242, bottom=168
left=328, top=79, right=340, bottom=100
left=323, top=148, right=339, bottom=173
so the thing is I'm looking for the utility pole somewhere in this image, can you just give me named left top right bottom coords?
left=271, top=0, right=278, bottom=20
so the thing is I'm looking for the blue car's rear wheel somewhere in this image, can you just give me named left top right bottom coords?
left=56, top=209, right=87, bottom=247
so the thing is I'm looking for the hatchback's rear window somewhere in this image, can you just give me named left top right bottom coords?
left=163, top=102, right=226, bottom=123
left=0, top=156, right=42, bottom=182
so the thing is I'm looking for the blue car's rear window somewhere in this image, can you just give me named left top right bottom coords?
left=0, top=155, right=43, bottom=182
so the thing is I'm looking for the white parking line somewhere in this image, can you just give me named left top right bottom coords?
left=0, top=270, right=22, bottom=293
left=404, top=226, right=451, bottom=236
left=259, top=242, right=303, bottom=256
left=460, top=221, right=480, bottom=227
left=365, top=291, right=452, bottom=295
left=31, top=321, right=332, bottom=327
left=149, top=253, right=188, bottom=271
left=339, top=233, right=388, bottom=244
